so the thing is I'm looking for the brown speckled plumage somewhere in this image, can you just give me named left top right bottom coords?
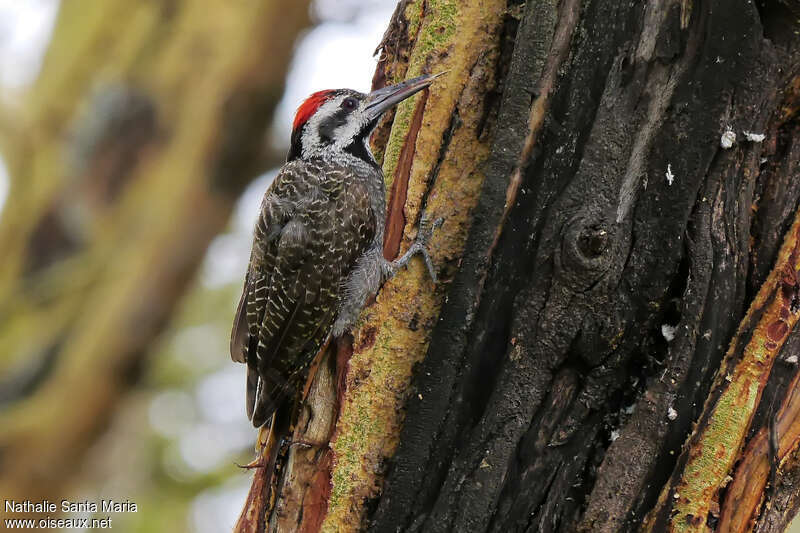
left=230, top=75, right=440, bottom=427
left=231, top=157, right=379, bottom=426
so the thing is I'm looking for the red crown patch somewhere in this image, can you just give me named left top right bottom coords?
left=293, top=90, right=335, bottom=131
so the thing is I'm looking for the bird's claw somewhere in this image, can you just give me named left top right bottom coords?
left=423, top=249, right=437, bottom=283
left=235, top=458, right=265, bottom=470
left=414, top=217, right=444, bottom=285
left=406, top=241, right=437, bottom=284
left=419, top=217, right=445, bottom=245
left=410, top=216, right=444, bottom=283
left=387, top=217, right=444, bottom=283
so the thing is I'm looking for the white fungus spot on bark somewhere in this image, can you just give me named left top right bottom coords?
left=667, top=406, right=678, bottom=420
left=666, top=164, right=675, bottom=186
left=720, top=128, right=736, bottom=149
left=744, top=131, right=766, bottom=142
left=661, top=324, right=677, bottom=342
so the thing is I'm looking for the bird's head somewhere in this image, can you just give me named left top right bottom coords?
left=288, top=73, right=442, bottom=164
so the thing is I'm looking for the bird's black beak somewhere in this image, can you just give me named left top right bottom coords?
left=364, top=72, right=445, bottom=121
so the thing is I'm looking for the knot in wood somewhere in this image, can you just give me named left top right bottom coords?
left=578, top=226, right=609, bottom=258
left=558, top=220, right=613, bottom=289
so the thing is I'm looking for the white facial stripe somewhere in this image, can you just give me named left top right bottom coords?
left=332, top=102, right=369, bottom=150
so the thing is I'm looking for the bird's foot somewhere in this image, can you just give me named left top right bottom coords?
left=389, top=217, right=444, bottom=283
left=235, top=458, right=265, bottom=470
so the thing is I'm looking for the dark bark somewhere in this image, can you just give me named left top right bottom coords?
left=370, top=1, right=800, bottom=532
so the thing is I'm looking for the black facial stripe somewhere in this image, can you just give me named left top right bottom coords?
left=345, top=140, right=379, bottom=169
left=344, top=117, right=381, bottom=168
left=318, top=108, right=349, bottom=144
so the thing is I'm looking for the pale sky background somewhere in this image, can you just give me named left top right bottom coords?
left=0, top=0, right=60, bottom=211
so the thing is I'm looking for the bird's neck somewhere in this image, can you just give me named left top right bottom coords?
left=291, top=140, right=380, bottom=170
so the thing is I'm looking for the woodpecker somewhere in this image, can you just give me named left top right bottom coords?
left=230, top=73, right=442, bottom=427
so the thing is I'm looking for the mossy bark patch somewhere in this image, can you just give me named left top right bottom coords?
left=321, top=0, right=506, bottom=530
left=645, top=201, right=800, bottom=532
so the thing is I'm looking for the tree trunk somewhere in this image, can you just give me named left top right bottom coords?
left=0, top=0, right=309, bottom=521
left=238, top=1, right=800, bottom=532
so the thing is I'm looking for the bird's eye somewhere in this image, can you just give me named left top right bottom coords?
left=342, top=97, right=357, bottom=110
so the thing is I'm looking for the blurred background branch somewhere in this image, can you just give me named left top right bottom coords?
left=0, top=0, right=400, bottom=530
left=0, top=0, right=311, bottom=515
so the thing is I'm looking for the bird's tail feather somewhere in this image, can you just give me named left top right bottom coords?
left=250, top=371, right=291, bottom=428
left=245, top=365, right=259, bottom=421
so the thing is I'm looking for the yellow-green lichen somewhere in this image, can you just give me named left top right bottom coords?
left=647, top=214, right=800, bottom=532
left=380, top=0, right=459, bottom=192
left=322, top=1, right=507, bottom=530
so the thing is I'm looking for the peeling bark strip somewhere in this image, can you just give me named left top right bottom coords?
left=383, top=92, right=429, bottom=260
left=237, top=427, right=281, bottom=533
left=270, top=349, right=338, bottom=532
left=370, top=0, right=421, bottom=168
left=720, top=362, right=800, bottom=532
left=490, top=0, right=578, bottom=256
left=646, top=213, right=800, bottom=532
